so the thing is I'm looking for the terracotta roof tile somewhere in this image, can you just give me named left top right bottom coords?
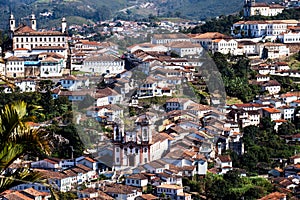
left=259, top=192, right=286, bottom=200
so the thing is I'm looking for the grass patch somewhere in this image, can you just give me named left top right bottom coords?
left=226, top=97, right=243, bottom=105
left=71, top=71, right=89, bottom=76
left=286, top=53, right=300, bottom=70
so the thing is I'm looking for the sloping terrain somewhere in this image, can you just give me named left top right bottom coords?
left=0, top=0, right=273, bottom=30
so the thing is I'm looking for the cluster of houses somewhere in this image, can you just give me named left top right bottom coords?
left=243, top=0, right=300, bottom=18
left=1, top=5, right=300, bottom=199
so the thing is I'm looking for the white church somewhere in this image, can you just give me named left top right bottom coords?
left=112, top=115, right=171, bottom=170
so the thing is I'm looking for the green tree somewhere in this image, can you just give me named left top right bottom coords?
left=0, top=101, right=52, bottom=192
left=278, top=121, right=296, bottom=135
left=78, top=94, right=95, bottom=110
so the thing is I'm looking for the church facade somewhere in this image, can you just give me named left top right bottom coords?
left=112, top=115, right=171, bottom=170
left=244, top=0, right=284, bottom=17
left=9, top=14, right=68, bottom=58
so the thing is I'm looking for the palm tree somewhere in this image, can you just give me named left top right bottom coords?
left=0, top=101, right=53, bottom=193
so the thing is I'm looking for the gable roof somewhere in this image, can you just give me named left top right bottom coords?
left=191, top=32, right=231, bottom=39
left=14, top=24, right=64, bottom=36
left=152, top=33, right=190, bottom=40
left=126, top=173, right=148, bottom=180
left=217, top=155, right=232, bottom=162
left=262, top=107, right=281, bottom=113
left=259, top=192, right=286, bottom=200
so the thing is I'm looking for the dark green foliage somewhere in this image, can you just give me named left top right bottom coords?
left=78, top=94, right=95, bottom=110
left=211, top=53, right=260, bottom=102
left=236, top=118, right=300, bottom=173
left=271, top=75, right=300, bottom=93
left=56, top=191, right=77, bottom=200
left=49, top=123, right=85, bottom=158
left=277, top=121, right=296, bottom=136
left=185, top=173, right=273, bottom=200
left=191, top=14, right=242, bottom=35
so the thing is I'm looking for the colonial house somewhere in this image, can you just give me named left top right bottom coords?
left=95, top=87, right=123, bottom=106
left=15, top=79, right=36, bottom=92
left=10, top=14, right=68, bottom=51
left=190, top=32, right=232, bottom=51
left=142, top=160, right=170, bottom=174
left=151, top=33, right=191, bottom=44
left=252, top=79, right=281, bottom=94
left=39, top=53, right=66, bottom=78
left=77, top=188, right=110, bottom=199
left=228, top=109, right=260, bottom=128
left=256, top=74, right=270, bottom=82
left=259, top=43, right=290, bottom=59
left=243, top=0, right=284, bottom=17
left=165, top=98, right=196, bottom=112
left=291, top=100, right=300, bottom=107
left=103, top=184, right=142, bottom=200
left=231, top=20, right=299, bottom=38
left=231, top=103, right=265, bottom=111
left=166, top=41, right=203, bottom=57
left=81, top=54, right=125, bottom=75
left=127, top=42, right=169, bottom=53
left=6, top=187, right=51, bottom=199
left=156, top=184, right=192, bottom=200
left=76, top=156, right=99, bottom=171
left=5, top=56, right=24, bottom=78
left=88, top=104, right=124, bottom=123
left=237, top=40, right=258, bottom=55
left=36, top=169, right=72, bottom=192
left=211, top=39, right=238, bottom=54
left=58, top=90, right=91, bottom=101
left=290, top=155, right=300, bottom=165
left=125, top=173, right=148, bottom=190
left=278, top=32, right=300, bottom=43
left=262, top=107, right=282, bottom=121
left=137, top=76, right=173, bottom=99
left=274, top=62, right=290, bottom=72
left=59, top=75, right=89, bottom=91
left=278, top=106, right=295, bottom=121
left=31, top=158, right=63, bottom=171
left=31, top=45, right=68, bottom=59
left=215, top=155, right=233, bottom=174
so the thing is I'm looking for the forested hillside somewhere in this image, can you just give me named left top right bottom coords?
left=0, top=0, right=274, bottom=30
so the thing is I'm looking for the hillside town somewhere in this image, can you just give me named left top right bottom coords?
left=1, top=0, right=300, bottom=199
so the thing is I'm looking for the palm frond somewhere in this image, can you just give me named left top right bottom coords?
left=0, top=168, right=43, bottom=194
left=0, top=101, right=54, bottom=193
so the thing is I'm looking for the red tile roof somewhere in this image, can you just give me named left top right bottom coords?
left=259, top=192, right=286, bottom=200
left=217, top=155, right=232, bottom=162
left=262, top=107, right=281, bottom=113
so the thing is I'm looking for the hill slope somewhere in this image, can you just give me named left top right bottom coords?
left=0, top=0, right=273, bottom=30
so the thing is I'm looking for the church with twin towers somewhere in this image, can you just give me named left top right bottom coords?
left=243, top=0, right=284, bottom=17
left=9, top=13, right=68, bottom=53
